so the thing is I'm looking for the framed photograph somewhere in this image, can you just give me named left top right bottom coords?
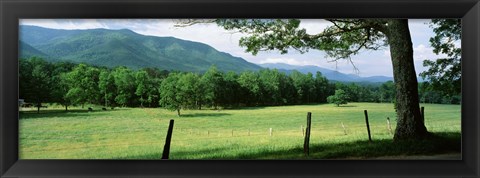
left=1, top=0, right=479, bottom=177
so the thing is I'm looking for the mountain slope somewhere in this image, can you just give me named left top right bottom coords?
left=259, top=63, right=394, bottom=83
left=19, top=25, right=262, bottom=73
left=19, top=41, right=53, bottom=60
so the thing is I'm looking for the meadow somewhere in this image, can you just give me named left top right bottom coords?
left=19, top=102, right=461, bottom=159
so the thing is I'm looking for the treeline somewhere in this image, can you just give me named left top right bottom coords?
left=159, top=65, right=336, bottom=115
left=20, top=57, right=337, bottom=114
left=19, top=57, right=459, bottom=114
left=419, top=82, right=461, bottom=104
left=20, top=57, right=167, bottom=111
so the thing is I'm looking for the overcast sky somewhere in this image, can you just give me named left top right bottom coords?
left=20, top=19, right=452, bottom=77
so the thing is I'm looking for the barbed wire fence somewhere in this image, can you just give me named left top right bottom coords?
left=21, top=114, right=399, bottom=155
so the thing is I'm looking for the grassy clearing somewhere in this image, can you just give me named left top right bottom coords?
left=19, top=102, right=461, bottom=159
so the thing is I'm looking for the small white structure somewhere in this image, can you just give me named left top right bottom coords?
left=18, top=99, right=25, bottom=107
left=19, top=99, right=25, bottom=111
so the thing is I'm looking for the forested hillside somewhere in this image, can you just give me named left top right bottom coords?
left=19, top=25, right=262, bottom=73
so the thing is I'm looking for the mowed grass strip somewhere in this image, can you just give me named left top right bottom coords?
left=19, top=103, right=461, bottom=159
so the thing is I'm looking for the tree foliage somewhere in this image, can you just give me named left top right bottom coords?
left=63, top=64, right=100, bottom=108
left=135, top=70, right=150, bottom=107
left=112, top=67, right=135, bottom=107
left=379, top=81, right=396, bottom=103
left=178, top=72, right=202, bottom=110
left=99, top=69, right=116, bottom=108
left=201, top=66, right=226, bottom=109
left=420, top=19, right=461, bottom=98
left=29, top=58, right=53, bottom=112
left=50, top=62, right=76, bottom=110
left=327, top=89, right=349, bottom=107
left=159, top=73, right=182, bottom=116
left=237, top=71, right=261, bottom=105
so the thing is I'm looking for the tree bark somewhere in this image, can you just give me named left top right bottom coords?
left=386, top=19, right=428, bottom=140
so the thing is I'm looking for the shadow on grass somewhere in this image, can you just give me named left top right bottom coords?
left=19, top=108, right=122, bottom=119
left=336, top=105, right=358, bottom=107
left=233, top=106, right=267, bottom=110
left=235, top=103, right=332, bottom=110
left=181, top=113, right=232, bottom=118
left=305, top=132, right=461, bottom=159
left=114, top=147, right=231, bottom=160
left=117, top=132, right=460, bottom=160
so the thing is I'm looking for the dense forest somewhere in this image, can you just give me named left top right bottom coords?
left=19, top=57, right=460, bottom=115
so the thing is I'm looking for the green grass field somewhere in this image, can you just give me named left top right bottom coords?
left=19, top=102, right=461, bottom=159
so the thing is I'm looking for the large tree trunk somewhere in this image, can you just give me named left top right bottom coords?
left=386, top=19, right=428, bottom=140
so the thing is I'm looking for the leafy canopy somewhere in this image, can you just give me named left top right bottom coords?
left=420, top=19, right=461, bottom=97
left=327, top=89, right=349, bottom=107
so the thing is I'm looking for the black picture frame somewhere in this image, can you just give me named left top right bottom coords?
left=1, top=0, right=479, bottom=177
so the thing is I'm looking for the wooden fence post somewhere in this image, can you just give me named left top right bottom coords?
left=161, top=119, right=175, bottom=159
left=304, top=112, right=312, bottom=156
left=364, top=110, right=372, bottom=142
left=301, top=125, right=304, bottom=136
left=387, top=117, right=393, bottom=134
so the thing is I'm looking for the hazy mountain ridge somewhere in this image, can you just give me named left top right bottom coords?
left=19, top=41, right=53, bottom=60
left=19, top=25, right=262, bottom=73
left=258, top=63, right=394, bottom=83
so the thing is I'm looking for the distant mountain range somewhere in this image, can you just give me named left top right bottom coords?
left=259, top=63, right=394, bottom=83
left=19, top=25, right=262, bottom=73
left=19, top=25, right=395, bottom=83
